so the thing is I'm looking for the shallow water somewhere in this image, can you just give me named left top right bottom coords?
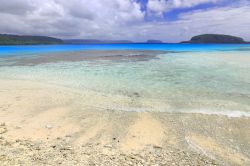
left=0, top=44, right=250, bottom=116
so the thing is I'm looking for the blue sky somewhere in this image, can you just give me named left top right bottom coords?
left=141, top=0, right=236, bottom=21
left=0, top=0, right=249, bottom=42
left=163, top=2, right=222, bottom=21
left=141, top=0, right=219, bottom=20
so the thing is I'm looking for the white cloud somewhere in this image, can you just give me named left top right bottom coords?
left=176, top=5, right=250, bottom=40
left=172, top=0, right=220, bottom=8
left=147, top=0, right=168, bottom=15
left=0, top=0, right=249, bottom=42
left=147, top=0, right=221, bottom=15
left=0, top=0, right=145, bottom=38
left=139, top=4, right=250, bottom=42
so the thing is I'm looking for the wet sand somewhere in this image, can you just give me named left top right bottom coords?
left=0, top=79, right=249, bottom=165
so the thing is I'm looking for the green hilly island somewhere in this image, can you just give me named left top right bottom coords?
left=0, top=34, right=63, bottom=45
left=182, top=34, right=246, bottom=44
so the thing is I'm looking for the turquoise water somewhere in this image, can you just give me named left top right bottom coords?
left=0, top=44, right=250, bottom=116
left=0, top=44, right=250, bottom=56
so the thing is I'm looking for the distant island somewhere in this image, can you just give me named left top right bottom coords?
left=0, top=33, right=249, bottom=45
left=63, top=39, right=164, bottom=44
left=0, top=34, right=166, bottom=45
left=0, top=34, right=63, bottom=45
left=146, top=40, right=163, bottom=43
left=182, top=34, right=247, bottom=44
left=63, top=39, right=133, bottom=44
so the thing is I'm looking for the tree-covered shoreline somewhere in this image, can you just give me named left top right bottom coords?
left=0, top=34, right=63, bottom=45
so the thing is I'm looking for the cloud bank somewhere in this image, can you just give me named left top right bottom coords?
left=0, top=0, right=249, bottom=42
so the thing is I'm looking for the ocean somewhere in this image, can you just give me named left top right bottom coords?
left=0, top=44, right=250, bottom=116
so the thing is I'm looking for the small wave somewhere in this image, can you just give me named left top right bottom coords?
left=178, top=109, right=250, bottom=118
left=106, top=105, right=250, bottom=118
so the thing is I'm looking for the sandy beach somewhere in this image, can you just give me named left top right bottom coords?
left=1, top=78, right=249, bottom=165
left=1, top=0, right=250, bottom=165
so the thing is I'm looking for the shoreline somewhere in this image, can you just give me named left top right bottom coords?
left=0, top=78, right=250, bottom=165
left=1, top=78, right=249, bottom=118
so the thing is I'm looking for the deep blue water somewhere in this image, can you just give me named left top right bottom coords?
left=0, top=44, right=250, bottom=57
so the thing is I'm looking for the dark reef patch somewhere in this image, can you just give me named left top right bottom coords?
left=3, top=50, right=175, bottom=66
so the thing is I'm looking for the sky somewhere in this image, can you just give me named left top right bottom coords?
left=0, top=0, right=249, bottom=42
